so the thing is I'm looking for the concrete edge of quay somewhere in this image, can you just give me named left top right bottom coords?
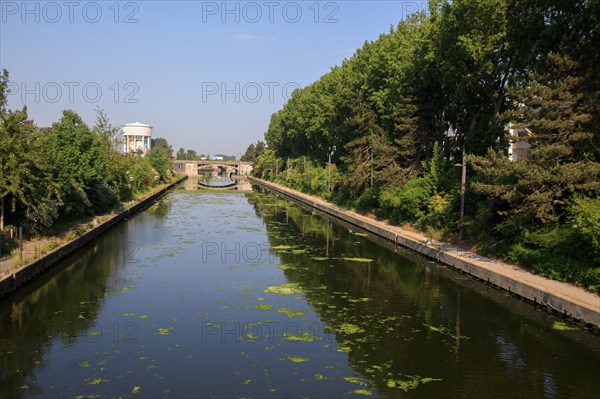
left=249, top=176, right=600, bottom=328
left=0, top=176, right=188, bottom=299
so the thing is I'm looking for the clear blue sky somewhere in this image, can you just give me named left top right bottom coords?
left=1, top=0, right=426, bottom=156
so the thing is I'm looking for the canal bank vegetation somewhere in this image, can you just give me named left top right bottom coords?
left=251, top=1, right=600, bottom=293
left=0, top=70, right=179, bottom=257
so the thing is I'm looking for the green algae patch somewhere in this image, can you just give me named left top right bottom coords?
left=277, top=307, right=306, bottom=318
left=291, top=249, right=308, bottom=254
left=289, top=356, right=308, bottom=363
left=85, top=378, right=109, bottom=385
left=348, top=297, right=372, bottom=303
left=344, top=376, right=367, bottom=386
left=336, top=345, right=350, bottom=353
left=78, top=360, right=90, bottom=368
left=271, top=245, right=294, bottom=250
left=132, top=386, right=141, bottom=394
left=157, top=327, right=173, bottom=335
left=139, top=315, right=149, bottom=320
left=387, top=375, right=442, bottom=392
left=254, top=304, right=273, bottom=311
left=281, top=356, right=308, bottom=363
left=337, top=323, right=364, bottom=335
left=117, top=285, right=136, bottom=294
left=552, top=321, right=579, bottom=331
left=263, top=283, right=302, bottom=295
left=350, top=389, right=372, bottom=396
left=244, top=332, right=259, bottom=342
left=283, top=331, right=320, bottom=342
left=423, top=323, right=469, bottom=340
left=276, top=264, right=293, bottom=270
left=340, top=257, right=374, bottom=263
left=424, top=324, right=449, bottom=334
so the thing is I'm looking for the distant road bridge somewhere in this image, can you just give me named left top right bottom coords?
left=174, top=160, right=253, bottom=177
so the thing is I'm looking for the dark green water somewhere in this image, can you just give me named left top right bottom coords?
left=1, top=188, right=599, bottom=398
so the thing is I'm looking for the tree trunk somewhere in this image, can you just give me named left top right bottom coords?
left=0, top=196, right=4, bottom=231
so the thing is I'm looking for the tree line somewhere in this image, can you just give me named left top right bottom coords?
left=0, top=69, right=175, bottom=235
left=175, top=148, right=237, bottom=161
left=240, top=140, right=266, bottom=163
left=252, top=0, right=600, bottom=292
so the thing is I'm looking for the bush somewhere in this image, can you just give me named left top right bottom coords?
left=424, top=192, right=456, bottom=230
left=379, top=177, right=431, bottom=224
left=354, top=187, right=379, bottom=212
left=130, top=157, right=155, bottom=193
left=569, top=196, right=600, bottom=261
left=505, top=224, right=600, bottom=293
left=87, top=182, right=117, bottom=213
left=275, top=157, right=338, bottom=199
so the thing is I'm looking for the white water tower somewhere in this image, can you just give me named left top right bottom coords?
left=122, top=122, right=152, bottom=155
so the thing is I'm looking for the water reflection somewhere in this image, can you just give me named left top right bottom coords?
left=247, top=188, right=600, bottom=398
left=0, top=189, right=598, bottom=398
left=182, top=175, right=252, bottom=191
left=0, top=230, right=127, bottom=398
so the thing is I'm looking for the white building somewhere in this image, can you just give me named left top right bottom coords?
left=507, top=122, right=531, bottom=161
left=122, top=122, right=152, bottom=155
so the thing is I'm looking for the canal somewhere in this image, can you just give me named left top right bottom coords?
left=1, top=188, right=599, bottom=398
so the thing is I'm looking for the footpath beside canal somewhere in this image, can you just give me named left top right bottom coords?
left=249, top=177, right=600, bottom=328
left=0, top=175, right=188, bottom=298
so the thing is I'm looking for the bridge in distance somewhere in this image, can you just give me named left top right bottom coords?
left=173, top=160, right=254, bottom=177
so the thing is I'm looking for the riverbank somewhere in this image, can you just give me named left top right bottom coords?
left=249, top=177, right=600, bottom=328
left=0, top=175, right=188, bottom=298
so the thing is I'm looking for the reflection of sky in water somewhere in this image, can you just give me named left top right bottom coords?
left=543, top=372, right=558, bottom=398
left=495, top=335, right=526, bottom=369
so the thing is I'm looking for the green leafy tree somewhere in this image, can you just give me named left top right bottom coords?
left=254, top=141, right=266, bottom=158
left=241, top=143, right=255, bottom=162
left=130, top=157, right=155, bottom=193
left=0, top=105, right=61, bottom=232
left=147, top=146, right=173, bottom=182
left=42, top=110, right=110, bottom=218
left=253, top=149, right=277, bottom=179
left=92, top=108, right=131, bottom=201
left=186, top=149, right=198, bottom=160
left=241, top=140, right=266, bottom=162
left=151, top=137, right=173, bottom=156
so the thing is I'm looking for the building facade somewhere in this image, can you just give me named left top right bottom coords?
left=507, top=122, right=531, bottom=161
left=122, top=122, right=152, bottom=155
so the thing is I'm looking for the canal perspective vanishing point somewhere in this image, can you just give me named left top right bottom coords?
left=1, top=187, right=599, bottom=398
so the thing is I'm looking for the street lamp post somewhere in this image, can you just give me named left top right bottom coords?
left=454, top=150, right=466, bottom=221
left=327, top=146, right=336, bottom=192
